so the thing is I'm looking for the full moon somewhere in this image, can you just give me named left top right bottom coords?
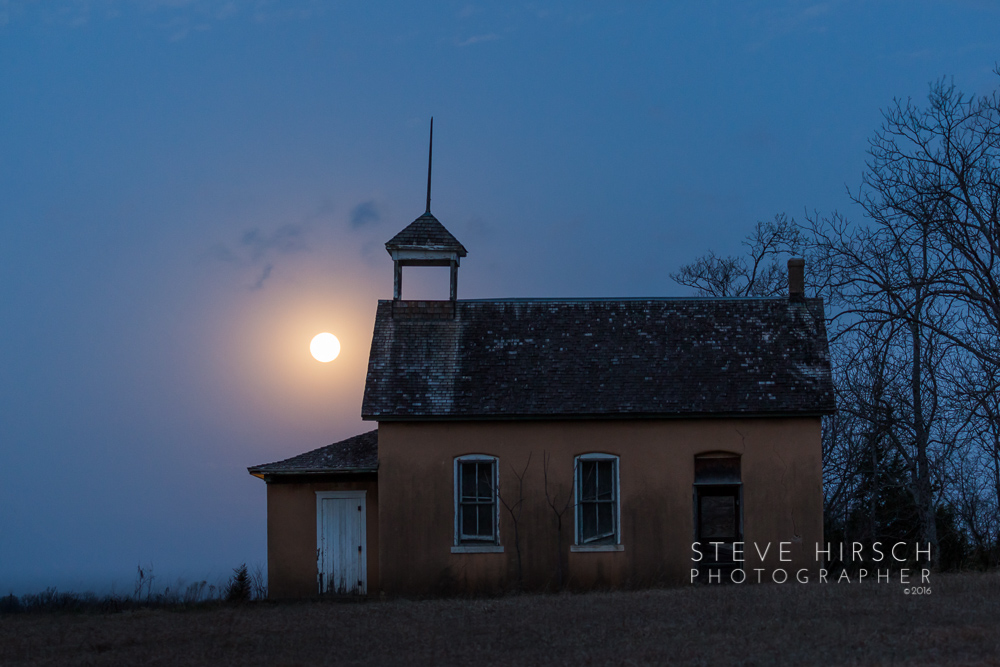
left=310, top=332, right=341, bottom=362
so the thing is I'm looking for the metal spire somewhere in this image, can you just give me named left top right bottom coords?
left=426, top=117, right=433, bottom=214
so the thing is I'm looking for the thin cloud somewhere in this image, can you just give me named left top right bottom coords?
left=241, top=224, right=307, bottom=261
left=744, top=1, right=840, bottom=51
left=0, top=0, right=317, bottom=35
left=205, top=222, right=309, bottom=290
left=457, top=33, right=499, bottom=47
left=252, top=263, right=274, bottom=290
left=799, top=3, right=831, bottom=19
left=350, top=200, right=380, bottom=228
left=215, top=1, right=237, bottom=20
left=205, top=243, right=238, bottom=263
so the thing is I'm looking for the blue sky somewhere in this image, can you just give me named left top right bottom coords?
left=2, top=0, right=999, bottom=594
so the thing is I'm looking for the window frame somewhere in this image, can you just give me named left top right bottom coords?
left=452, top=454, right=503, bottom=553
left=572, top=453, right=623, bottom=552
left=692, top=453, right=743, bottom=570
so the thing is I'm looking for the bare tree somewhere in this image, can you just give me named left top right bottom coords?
left=543, top=451, right=575, bottom=590
left=671, top=214, right=806, bottom=296
left=496, top=453, right=531, bottom=589
left=806, top=202, right=961, bottom=565
left=860, top=75, right=1000, bottom=367
left=830, top=73, right=1000, bottom=565
left=676, top=206, right=964, bottom=567
left=671, top=75, right=1000, bottom=570
left=952, top=357, right=1000, bottom=567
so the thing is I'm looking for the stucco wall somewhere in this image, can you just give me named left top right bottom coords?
left=265, top=475, right=379, bottom=599
left=377, top=418, right=823, bottom=595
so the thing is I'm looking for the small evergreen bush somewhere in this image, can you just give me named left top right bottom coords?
left=226, top=563, right=251, bottom=603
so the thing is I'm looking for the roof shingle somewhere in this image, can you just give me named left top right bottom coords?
left=248, top=429, right=378, bottom=475
left=385, top=213, right=467, bottom=256
left=362, top=298, right=835, bottom=420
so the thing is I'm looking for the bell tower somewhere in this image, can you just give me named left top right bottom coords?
left=385, top=118, right=467, bottom=301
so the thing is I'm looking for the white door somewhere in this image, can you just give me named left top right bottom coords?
left=316, top=491, right=367, bottom=595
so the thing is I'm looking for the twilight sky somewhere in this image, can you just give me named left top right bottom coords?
left=2, top=0, right=999, bottom=594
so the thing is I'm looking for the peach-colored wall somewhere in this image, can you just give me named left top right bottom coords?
left=377, top=418, right=823, bottom=595
left=265, top=476, right=379, bottom=599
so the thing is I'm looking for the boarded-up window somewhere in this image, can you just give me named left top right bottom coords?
left=694, top=454, right=741, bottom=564
left=698, top=493, right=739, bottom=540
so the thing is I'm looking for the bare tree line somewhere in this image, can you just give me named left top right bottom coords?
left=673, top=72, right=1000, bottom=570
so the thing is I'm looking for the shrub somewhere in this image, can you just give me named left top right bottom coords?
left=226, top=564, right=251, bottom=603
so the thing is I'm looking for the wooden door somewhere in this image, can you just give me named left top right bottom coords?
left=316, top=491, right=367, bottom=595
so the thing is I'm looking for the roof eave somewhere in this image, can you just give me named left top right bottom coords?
left=386, top=244, right=467, bottom=253
left=247, top=466, right=379, bottom=479
left=363, top=409, right=836, bottom=422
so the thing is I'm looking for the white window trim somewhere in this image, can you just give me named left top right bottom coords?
left=573, top=453, right=622, bottom=550
left=571, top=544, right=624, bottom=553
left=451, top=545, right=505, bottom=553
left=453, top=454, right=503, bottom=552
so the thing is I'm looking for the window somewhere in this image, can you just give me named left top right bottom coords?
left=574, top=454, right=621, bottom=549
left=694, top=453, right=742, bottom=570
left=453, top=456, right=501, bottom=552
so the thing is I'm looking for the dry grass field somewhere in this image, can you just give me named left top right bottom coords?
left=2, top=573, right=998, bottom=666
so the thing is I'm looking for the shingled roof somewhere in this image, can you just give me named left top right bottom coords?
left=248, top=429, right=378, bottom=477
left=362, top=298, right=835, bottom=420
left=385, top=213, right=467, bottom=256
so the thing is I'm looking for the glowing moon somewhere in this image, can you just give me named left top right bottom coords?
left=310, top=332, right=341, bottom=362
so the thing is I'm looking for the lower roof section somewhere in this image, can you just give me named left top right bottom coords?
left=248, top=429, right=378, bottom=478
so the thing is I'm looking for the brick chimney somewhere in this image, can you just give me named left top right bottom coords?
left=788, top=258, right=805, bottom=300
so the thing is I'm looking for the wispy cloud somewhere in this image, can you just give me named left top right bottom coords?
left=0, top=0, right=320, bottom=37
left=206, top=243, right=238, bottom=263
left=744, top=1, right=840, bottom=51
left=215, top=1, right=237, bottom=19
left=241, top=224, right=307, bottom=260
left=207, top=222, right=309, bottom=290
left=251, top=263, right=273, bottom=290
left=350, top=200, right=380, bottom=228
left=457, top=33, right=499, bottom=47
left=799, top=2, right=831, bottom=19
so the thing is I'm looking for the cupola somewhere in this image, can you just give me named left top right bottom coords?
left=385, top=118, right=467, bottom=301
